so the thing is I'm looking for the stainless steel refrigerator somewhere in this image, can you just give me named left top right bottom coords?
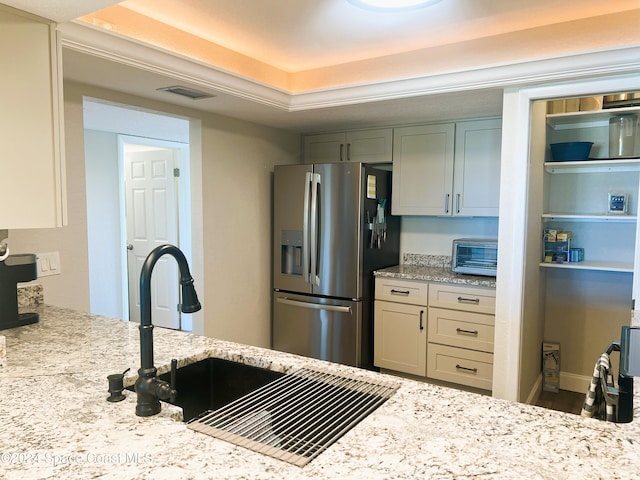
left=272, top=162, right=399, bottom=369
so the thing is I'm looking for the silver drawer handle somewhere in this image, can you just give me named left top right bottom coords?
left=390, top=289, right=410, bottom=296
left=455, top=364, right=478, bottom=374
left=457, top=296, right=480, bottom=305
left=456, top=328, right=479, bottom=336
left=276, top=297, right=351, bottom=313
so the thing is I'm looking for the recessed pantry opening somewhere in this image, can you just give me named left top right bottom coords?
left=529, top=94, right=639, bottom=398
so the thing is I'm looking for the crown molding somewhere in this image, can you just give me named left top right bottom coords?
left=290, top=45, right=640, bottom=110
left=59, top=21, right=293, bottom=110
left=60, top=21, right=640, bottom=113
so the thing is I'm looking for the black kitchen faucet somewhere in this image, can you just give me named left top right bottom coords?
left=134, top=244, right=201, bottom=417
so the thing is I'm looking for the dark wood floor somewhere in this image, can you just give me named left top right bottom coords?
left=535, top=389, right=585, bottom=415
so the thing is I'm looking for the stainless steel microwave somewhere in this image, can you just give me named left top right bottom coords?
left=452, top=238, right=498, bottom=276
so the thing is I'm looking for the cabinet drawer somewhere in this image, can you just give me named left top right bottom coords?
left=427, top=344, right=493, bottom=390
left=428, top=283, right=495, bottom=314
left=427, top=307, right=495, bottom=353
left=375, top=278, right=428, bottom=305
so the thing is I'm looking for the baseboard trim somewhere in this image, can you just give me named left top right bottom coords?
left=525, top=372, right=591, bottom=404
left=525, top=374, right=543, bottom=405
left=560, top=372, right=591, bottom=394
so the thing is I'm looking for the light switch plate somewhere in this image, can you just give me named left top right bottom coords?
left=37, top=251, right=61, bottom=277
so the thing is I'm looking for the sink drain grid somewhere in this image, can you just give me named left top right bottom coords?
left=187, top=366, right=398, bottom=467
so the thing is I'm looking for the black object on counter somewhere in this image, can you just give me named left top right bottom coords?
left=107, top=368, right=131, bottom=402
left=618, top=326, right=639, bottom=423
left=0, top=254, right=38, bottom=330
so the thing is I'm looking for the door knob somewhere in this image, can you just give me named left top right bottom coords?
left=127, top=244, right=133, bottom=251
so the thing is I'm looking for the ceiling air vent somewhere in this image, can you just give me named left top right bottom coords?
left=157, top=85, right=214, bottom=100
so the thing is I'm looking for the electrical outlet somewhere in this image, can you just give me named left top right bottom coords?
left=37, top=252, right=61, bottom=277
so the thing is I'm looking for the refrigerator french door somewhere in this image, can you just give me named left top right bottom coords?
left=273, top=162, right=399, bottom=368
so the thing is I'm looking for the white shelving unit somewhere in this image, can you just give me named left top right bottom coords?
left=541, top=105, right=640, bottom=273
left=535, top=98, right=640, bottom=395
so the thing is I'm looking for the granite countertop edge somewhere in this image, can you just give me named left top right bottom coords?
left=1, top=304, right=639, bottom=479
left=374, top=264, right=497, bottom=288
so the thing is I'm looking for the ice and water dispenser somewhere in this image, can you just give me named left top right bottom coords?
left=280, top=230, right=303, bottom=277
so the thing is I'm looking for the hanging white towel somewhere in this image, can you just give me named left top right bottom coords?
left=581, top=352, right=616, bottom=422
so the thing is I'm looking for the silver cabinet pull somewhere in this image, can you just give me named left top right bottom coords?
left=126, top=244, right=133, bottom=250
left=456, top=193, right=461, bottom=213
left=419, top=310, right=424, bottom=331
left=339, top=144, right=344, bottom=162
left=457, top=296, right=480, bottom=305
left=456, top=328, right=478, bottom=336
left=456, top=364, right=478, bottom=374
left=444, top=193, right=450, bottom=214
left=390, top=289, right=410, bottom=296
left=347, top=143, right=351, bottom=162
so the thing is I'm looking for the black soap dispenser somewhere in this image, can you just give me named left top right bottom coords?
left=107, top=368, right=131, bottom=403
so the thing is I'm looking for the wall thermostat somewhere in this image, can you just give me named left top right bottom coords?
left=608, top=193, right=627, bottom=214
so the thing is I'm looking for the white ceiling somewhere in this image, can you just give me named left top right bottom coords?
left=114, top=0, right=639, bottom=72
left=1, top=0, right=116, bottom=22
left=5, top=0, right=637, bottom=71
left=3, top=0, right=639, bottom=132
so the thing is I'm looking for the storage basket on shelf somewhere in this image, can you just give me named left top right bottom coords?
left=549, top=142, right=593, bottom=162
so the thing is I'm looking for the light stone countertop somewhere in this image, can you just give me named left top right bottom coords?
left=374, top=264, right=497, bottom=288
left=2, top=305, right=640, bottom=479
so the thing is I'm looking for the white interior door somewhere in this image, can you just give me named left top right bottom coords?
left=125, top=145, right=179, bottom=328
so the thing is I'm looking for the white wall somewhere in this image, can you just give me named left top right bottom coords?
left=84, top=129, right=122, bottom=318
left=200, top=116, right=299, bottom=346
left=400, top=216, right=499, bottom=258
left=519, top=100, right=547, bottom=402
left=11, top=80, right=300, bottom=350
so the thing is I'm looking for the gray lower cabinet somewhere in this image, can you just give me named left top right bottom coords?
left=374, top=277, right=495, bottom=391
left=373, top=278, right=427, bottom=376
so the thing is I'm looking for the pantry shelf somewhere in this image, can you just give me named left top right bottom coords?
left=542, top=213, right=637, bottom=223
left=544, top=158, right=640, bottom=174
left=539, top=260, right=634, bottom=273
left=546, top=105, right=640, bottom=129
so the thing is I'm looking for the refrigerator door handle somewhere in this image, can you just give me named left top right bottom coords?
left=310, top=172, right=321, bottom=286
left=276, top=296, right=352, bottom=314
left=303, top=172, right=312, bottom=283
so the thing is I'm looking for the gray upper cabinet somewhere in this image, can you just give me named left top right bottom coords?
left=303, top=128, right=393, bottom=164
left=391, top=123, right=455, bottom=215
left=0, top=5, right=66, bottom=229
left=392, top=118, right=502, bottom=216
left=453, top=119, right=502, bottom=216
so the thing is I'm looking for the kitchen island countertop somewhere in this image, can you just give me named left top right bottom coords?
left=1, top=304, right=639, bottom=479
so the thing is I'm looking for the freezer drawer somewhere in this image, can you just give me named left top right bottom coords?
left=273, top=292, right=362, bottom=367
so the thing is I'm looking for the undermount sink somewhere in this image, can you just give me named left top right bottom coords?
left=129, top=357, right=284, bottom=422
left=127, top=356, right=398, bottom=466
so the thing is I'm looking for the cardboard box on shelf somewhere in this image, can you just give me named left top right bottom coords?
left=556, top=232, right=572, bottom=242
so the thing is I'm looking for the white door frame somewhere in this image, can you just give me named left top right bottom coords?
left=118, top=135, right=191, bottom=326
left=494, top=72, right=640, bottom=402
